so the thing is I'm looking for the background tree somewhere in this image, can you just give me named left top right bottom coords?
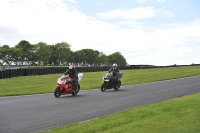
left=9, top=47, right=20, bottom=66
left=66, top=50, right=74, bottom=65
left=33, top=42, right=51, bottom=66
left=108, top=52, right=127, bottom=65
left=49, top=45, right=57, bottom=66
left=0, top=45, right=20, bottom=66
left=73, top=50, right=86, bottom=65
left=15, top=40, right=34, bottom=65
left=0, top=40, right=128, bottom=66
left=55, top=42, right=71, bottom=65
left=97, top=52, right=109, bottom=66
left=0, top=45, right=11, bottom=65
left=81, top=49, right=99, bottom=66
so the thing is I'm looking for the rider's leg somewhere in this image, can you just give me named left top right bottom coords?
left=72, top=80, right=78, bottom=90
left=113, top=75, right=119, bottom=85
left=115, top=76, right=119, bottom=84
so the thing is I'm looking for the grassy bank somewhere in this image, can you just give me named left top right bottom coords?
left=39, top=93, right=200, bottom=133
left=0, top=66, right=200, bottom=96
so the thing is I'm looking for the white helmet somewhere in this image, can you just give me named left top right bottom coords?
left=69, top=65, right=74, bottom=69
left=112, top=63, right=118, bottom=70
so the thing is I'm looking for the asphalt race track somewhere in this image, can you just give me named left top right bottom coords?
left=0, top=76, right=200, bottom=133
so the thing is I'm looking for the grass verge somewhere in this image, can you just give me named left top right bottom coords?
left=39, top=93, right=200, bottom=133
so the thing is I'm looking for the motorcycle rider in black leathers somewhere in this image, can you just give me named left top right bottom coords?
left=63, top=65, right=78, bottom=92
left=108, top=63, right=120, bottom=85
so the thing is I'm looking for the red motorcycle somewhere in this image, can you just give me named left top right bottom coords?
left=54, top=73, right=83, bottom=97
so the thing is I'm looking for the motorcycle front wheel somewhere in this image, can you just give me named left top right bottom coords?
left=101, top=82, right=107, bottom=92
left=54, top=87, right=63, bottom=98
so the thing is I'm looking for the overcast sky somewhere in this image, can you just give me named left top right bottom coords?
left=0, top=0, right=200, bottom=66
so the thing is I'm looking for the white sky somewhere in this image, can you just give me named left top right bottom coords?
left=0, top=0, right=200, bottom=66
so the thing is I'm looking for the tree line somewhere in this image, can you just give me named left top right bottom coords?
left=0, top=40, right=127, bottom=66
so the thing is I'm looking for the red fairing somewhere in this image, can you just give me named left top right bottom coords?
left=54, top=73, right=83, bottom=97
left=57, top=77, right=73, bottom=95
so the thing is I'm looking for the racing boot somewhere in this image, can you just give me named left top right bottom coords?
left=70, top=84, right=77, bottom=94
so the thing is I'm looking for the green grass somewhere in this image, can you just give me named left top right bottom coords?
left=0, top=66, right=200, bottom=96
left=39, top=93, right=200, bottom=133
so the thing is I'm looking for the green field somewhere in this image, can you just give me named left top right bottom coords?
left=0, top=66, right=200, bottom=96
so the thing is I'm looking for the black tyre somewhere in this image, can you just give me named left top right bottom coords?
left=101, top=82, right=107, bottom=92
left=114, top=80, right=121, bottom=90
left=54, top=87, right=62, bottom=98
left=72, top=84, right=80, bottom=96
left=76, top=84, right=80, bottom=94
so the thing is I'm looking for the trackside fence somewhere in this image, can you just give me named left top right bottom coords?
left=0, top=65, right=199, bottom=79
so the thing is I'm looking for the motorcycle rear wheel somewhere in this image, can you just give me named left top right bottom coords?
left=101, top=82, right=107, bottom=92
left=72, top=84, right=80, bottom=96
left=54, top=87, right=63, bottom=98
left=114, top=80, right=121, bottom=90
